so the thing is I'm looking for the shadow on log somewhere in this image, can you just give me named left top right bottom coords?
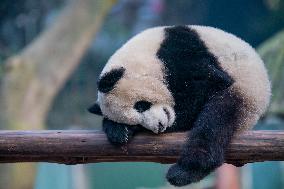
left=0, top=130, right=283, bottom=166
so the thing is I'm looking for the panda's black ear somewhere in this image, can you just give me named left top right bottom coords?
left=88, top=103, right=102, bottom=115
left=97, top=67, right=125, bottom=93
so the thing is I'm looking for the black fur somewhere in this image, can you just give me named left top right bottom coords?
left=98, top=67, right=125, bottom=93
left=156, top=26, right=238, bottom=186
left=157, top=26, right=234, bottom=131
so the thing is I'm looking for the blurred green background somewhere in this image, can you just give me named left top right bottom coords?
left=0, top=0, right=284, bottom=189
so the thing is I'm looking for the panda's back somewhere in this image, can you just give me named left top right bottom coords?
left=191, top=25, right=271, bottom=128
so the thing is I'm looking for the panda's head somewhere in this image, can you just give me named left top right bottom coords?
left=89, top=27, right=175, bottom=133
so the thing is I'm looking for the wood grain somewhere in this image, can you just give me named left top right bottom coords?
left=0, top=130, right=283, bottom=166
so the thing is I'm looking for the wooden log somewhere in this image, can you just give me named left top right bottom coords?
left=0, top=130, right=283, bottom=166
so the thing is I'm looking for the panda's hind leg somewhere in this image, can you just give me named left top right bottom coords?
left=167, top=88, right=243, bottom=186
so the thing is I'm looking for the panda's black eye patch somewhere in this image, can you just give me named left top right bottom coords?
left=97, top=67, right=125, bottom=93
left=134, top=100, right=152, bottom=113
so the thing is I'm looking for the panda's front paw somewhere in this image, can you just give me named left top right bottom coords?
left=102, top=118, right=133, bottom=145
left=106, top=126, right=129, bottom=145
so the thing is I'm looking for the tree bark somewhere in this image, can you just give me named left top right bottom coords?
left=0, top=0, right=115, bottom=188
left=0, top=130, right=283, bottom=166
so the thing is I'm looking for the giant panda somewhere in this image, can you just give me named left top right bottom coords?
left=88, top=25, right=271, bottom=186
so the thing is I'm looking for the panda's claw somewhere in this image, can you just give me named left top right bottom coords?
left=102, top=118, right=132, bottom=145
left=107, top=127, right=129, bottom=145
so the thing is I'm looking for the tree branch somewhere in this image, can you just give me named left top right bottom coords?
left=0, top=130, right=283, bottom=166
